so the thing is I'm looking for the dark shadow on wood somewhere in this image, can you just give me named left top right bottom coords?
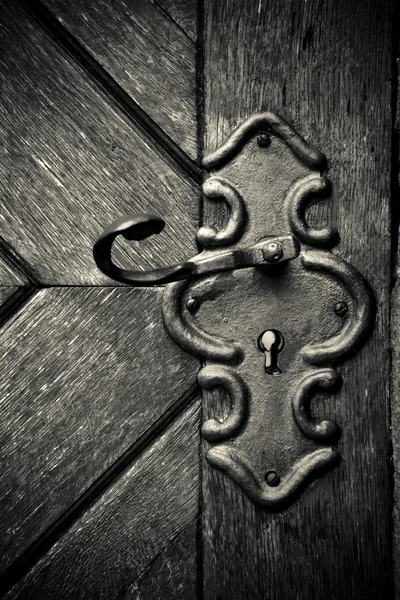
left=116, top=518, right=198, bottom=600
left=17, top=0, right=203, bottom=185
left=0, top=287, right=37, bottom=329
left=0, top=237, right=41, bottom=286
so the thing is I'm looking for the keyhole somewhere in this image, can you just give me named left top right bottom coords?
left=258, top=329, right=284, bottom=375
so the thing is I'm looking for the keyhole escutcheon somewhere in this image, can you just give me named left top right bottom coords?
left=258, top=329, right=284, bottom=375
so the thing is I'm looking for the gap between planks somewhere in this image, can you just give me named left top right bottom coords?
left=153, top=0, right=196, bottom=45
left=17, top=0, right=203, bottom=185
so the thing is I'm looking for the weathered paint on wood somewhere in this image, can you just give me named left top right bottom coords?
left=202, top=0, right=393, bottom=598
left=40, top=0, right=198, bottom=158
left=0, top=287, right=199, bottom=574
left=4, top=403, right=200, bottom=599
left=0, top=0, right=199, bottom=285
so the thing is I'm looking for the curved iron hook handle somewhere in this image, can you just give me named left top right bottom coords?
left=93, top=215, right=195, bottom=286
left=93, top=214, right=300, bottom=286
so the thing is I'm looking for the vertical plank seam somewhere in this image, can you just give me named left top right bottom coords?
left=16, top=0, right=203, bottom=185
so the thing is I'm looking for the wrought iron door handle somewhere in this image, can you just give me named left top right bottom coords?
left=93, top=112, right=376, bottom=509
left=93, top=215, right=300, bottom=286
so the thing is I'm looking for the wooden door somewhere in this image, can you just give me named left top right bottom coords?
left=0, top=0, right=396, bottom=599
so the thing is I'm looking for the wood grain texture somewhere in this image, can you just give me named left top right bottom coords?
left=392, top=51, right=400, bottom=600
left=393, top=276, right=400, bottom=600
left=0, top=288, right=37, bottom=329
left=4, top=402, right=200, bottom=600
left=0, top=243, right=29, bottom=286
left=40, top=0, right=197, bottom=159
left=0, top=263, right=26, bottom=287
left=203, top=0, right=393, bottom=598
left=0, top=287, right=18, bottom=309
left=156, top=0, right=197, bottom=43
left=122, top=520, right=198, bottom=600
left=0, top=287, right=199, bottom=575
left=0, top=0, right=199, bottom=285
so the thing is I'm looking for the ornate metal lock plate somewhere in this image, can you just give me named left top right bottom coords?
left=94, top=113, right=375, bottom=508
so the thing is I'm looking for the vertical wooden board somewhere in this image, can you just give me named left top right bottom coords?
left=391, top=59, right=400, bottom=599
left=39, top=0, right=198, bottom=158
left=4, top=403, right=200, bottom=599
left=203, top=0, right=392, bottom=598
left=0, top=287, right=199, bottom=574
left=0, top=0, right=199, bottom=285
left=393, top=272, right=400, bottom=599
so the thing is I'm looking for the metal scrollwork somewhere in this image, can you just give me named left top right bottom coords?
left=93, top=111, right=375, bottom=509
left=162, top=112, right=376, bottom=509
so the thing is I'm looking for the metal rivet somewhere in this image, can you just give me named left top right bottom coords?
left=186, top=297, right=200, bottom=314
left=262, top=242, right=283, bottom=263
left=257, top=133, right=271, bottom=148
left=265, top=471, right=280, bottom=487
left=334, top=301, right=348, bottom=317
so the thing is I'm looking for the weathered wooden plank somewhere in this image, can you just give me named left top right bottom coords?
left=122, top=520, right=198, bottom=600
left=0, top=265, right=25, bottom=287
left=393, top=273, right=400, bottom=600
left=203, top=1, right=392, bottom=598
left=391, top=56, right=400, bottom=600
left=4, top=402, right=200, bottom=600
left=0, top=0, right=199, bottom=285
left=0, top=287, right=199, bottom=575
left=156, top=0, right=197, bottom=43
left=40, top=0, right=198, bottom=158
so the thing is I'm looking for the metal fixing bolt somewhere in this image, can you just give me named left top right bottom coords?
left=257, top=133, right=271, bottom=148
left=262, top=241, right=283, bottom=263
left=334, top=301, right=348, bottom=317
left=265, top=470, right=281, bottom=487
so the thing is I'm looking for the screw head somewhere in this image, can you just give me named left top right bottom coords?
left=262, top=242, right=283, bottom=263
left=257, top=133, right=271, bottom=148
left=265, top=470, right=280, bottom=487
left=334, top=301, right=348, bottom=317
left=186, top=297, right=200, bottom=315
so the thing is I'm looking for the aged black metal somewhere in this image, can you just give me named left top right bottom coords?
left=93, top=216, right=299, bottom=285
left=93, top=112, right=376, bottom=509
